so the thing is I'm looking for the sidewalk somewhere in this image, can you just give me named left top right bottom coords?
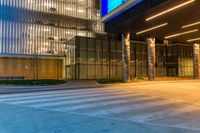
left=0, top=80, right=103, bottom=94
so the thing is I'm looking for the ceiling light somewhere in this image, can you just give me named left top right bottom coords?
left=182, top=21, right=200, bottom=28
left=44, top=28, right=50, bottom=32
left=78, top=9, right=84, bottom=13
left=187, top=37, right=200, bottom=42
left=165, top=29, right=199, bottom=39
left=28, top=0, right=34, bottom=3
left=136, top=23, right=168, bottom=35
left=146, top=0, right=195, bottom=21
left=66, top=7, right=73, bottom=10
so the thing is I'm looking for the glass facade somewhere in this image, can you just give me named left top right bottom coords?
left=0, top=0, right=194, bottom=80
left=0, top=0, right=105, bottom=80
left=73, top=37, right=122, bottom=79
left=73, top=37, right=194, bottom=80
left=167, top=44, right=193, bottom=77
left=0, top=0, right=104, bottom=56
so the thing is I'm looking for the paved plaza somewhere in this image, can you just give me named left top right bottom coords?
left=0, top=80, right=200, bottom=133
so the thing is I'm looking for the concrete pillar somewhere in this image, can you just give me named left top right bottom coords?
left=147, top=37, right=156, bottom=81
left=122, top=33, right=131, bottom=83
left=193, top=43, right=200, bottom=79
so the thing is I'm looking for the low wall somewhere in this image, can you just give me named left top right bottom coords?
left=0, top=57, right=64, bottom=80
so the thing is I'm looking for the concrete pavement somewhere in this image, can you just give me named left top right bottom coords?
left=0, top=80, right=200, bottom=132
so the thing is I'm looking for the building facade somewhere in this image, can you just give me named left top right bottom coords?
left=0, top=0, right=104, bottom=80
left=0, top=0, right=197, bottom=80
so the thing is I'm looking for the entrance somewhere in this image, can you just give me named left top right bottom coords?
left=167, top=67, right=178, bottom=77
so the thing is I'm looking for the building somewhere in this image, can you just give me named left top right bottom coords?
left=0, top=0, right=104, bottom=80
left=1, top=0, right=199, bottom=81
left=101, top=0, right=200, bottom=82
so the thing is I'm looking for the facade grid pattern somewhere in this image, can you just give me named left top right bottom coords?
left=0, top=0, right=104, bottom=56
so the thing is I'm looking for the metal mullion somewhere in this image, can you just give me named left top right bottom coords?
left=5, top=20, right=9, bottom=54
left=11, top=21, right=14, bottom=54
left=0, top=20, right=2, bottom=53
left=2, top=20, right=5, bottom=54
left=13, top=21, right=16, bottom=54
left=10, top=0, right=14, bottom=54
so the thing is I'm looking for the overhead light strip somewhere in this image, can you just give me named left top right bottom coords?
left=165, top=29, right=199, bottom=39
left=136, top=23, right=168, bottom=35
left=146, top=0, right=195, bottom=21
left=187, top=37, right=200, bottom=42
left=182, top=21, right=200, bottom=28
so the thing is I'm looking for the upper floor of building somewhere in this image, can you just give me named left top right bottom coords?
left=0, top=0, right=101, bottom=21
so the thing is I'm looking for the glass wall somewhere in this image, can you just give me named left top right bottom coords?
left=130, top=41, right=147, bottom=79
left=177, top=45, right=193, bottom=77
left=74, top=36, right=122, bottom=79
left=73, top=37, right=194, bottom=79
left=156, top=44, right=167, bottom=77
left=164, top=44, right=193, bottom=77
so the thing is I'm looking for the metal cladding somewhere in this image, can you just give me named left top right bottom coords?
left=193, top=43, right=200, bottom=79
left=147, top=37, right=156, bottom=81
left=122, top=33, right=131, bottom=82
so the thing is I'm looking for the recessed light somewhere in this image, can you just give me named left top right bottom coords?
left=187, top=37, right=200, bottom=42
left=146, top=0, right=195, bottom=21
left=136, top=23, right=168, bottom=35
left=165, top=29, right=199, bottom=39
left=182, top=21, right=200, bottom=28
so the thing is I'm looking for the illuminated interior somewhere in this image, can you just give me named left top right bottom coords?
left=0, top=0, right=105, bottom=56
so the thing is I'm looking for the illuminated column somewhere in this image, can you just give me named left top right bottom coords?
left=147, top=37, right=156, bottom=81
left=193, top=43, right=200, bottom=79
left=122, top=33, right=131, bottom=83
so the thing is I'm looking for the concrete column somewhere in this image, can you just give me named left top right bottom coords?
left=193, top=43, right=200, bottom=79
left=147, top=37, right=156, bottom=81
left=122, top=33, right=131, bottom=83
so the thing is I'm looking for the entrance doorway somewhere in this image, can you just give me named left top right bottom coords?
left=167, top=67, right=178, bottom=77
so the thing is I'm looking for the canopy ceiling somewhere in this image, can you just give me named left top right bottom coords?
left=104, top=0, right=200, bottom=44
